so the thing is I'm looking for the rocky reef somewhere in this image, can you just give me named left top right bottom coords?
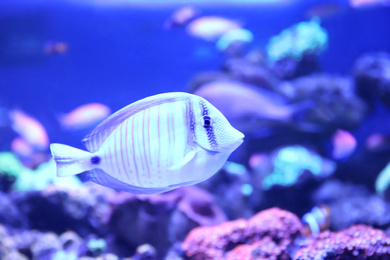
left=182, top=208, right=390, bottom=260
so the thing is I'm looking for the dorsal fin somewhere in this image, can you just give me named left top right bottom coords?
left=82, top=92, right=192, bottom=152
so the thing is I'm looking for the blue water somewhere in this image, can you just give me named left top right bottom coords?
left=0, top=0, right=390, bottom=149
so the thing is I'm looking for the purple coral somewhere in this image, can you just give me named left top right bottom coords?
left=181, top=208, right=303, bottom=259
left=293, top=225, right=390, bottom=259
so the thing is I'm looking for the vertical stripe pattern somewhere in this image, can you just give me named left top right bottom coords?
left=99, top=99, right=191, bottom=187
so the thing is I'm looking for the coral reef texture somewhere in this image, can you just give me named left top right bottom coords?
left=182, top=208, right=303, bottom=259
left=182, top=208, right=390, bottom=260
left=294, top=225, right=390, bottom=259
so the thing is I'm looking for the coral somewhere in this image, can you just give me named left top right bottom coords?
left=262, top=146, right=335, bottom=190
left=226, top=237, right=290, bottom=260
left=181, top=207, right=303, bottom=259
left=266, top=18, right=328, bottom=63
left=0, top=224, right=82, bottom=260
left=265, top=18, right=327, bottom=79
left=0, top=152, right=81, bottom=192
left=14, top=159, right=82, bottom=192
left=0, top=152, right=27, bottom=192
left=0, top=181, right=225, bottom=258
left=293, top=225, right=390, bottom=259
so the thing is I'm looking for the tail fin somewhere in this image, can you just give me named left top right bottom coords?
left=50, top=143, right=92, bottom=177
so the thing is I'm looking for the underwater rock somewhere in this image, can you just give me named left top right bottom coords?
left=197, top=161, right=261, bottom=220
left=266, top=18, right=328, bottom=79
left=222, top=58, right=278, bottom=89
left=353, top=52, right=390, bottom=108
left=107, top=185, right=226, bottom=258
left=313, top=179, right=390, bottom=230
left=1, top=181, right=224, bottom=258
left=277, top=74, right=368, bottom=131
left=271, top=55, right=321, bottom=80
left=181, top=207, right=303, bottom=259
left=0, top=191, right=28, bottom=229
left=12, top=183, right=114, bottom=236
left=168, top=186, right=227, bottom=243
left=0, top=224, right=83, bottom=260
left=293, top=225, right=390, bottom=259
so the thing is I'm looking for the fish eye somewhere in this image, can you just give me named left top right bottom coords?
left=202, top=115, right=212, bottom=128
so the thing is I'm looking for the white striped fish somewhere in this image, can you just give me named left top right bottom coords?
left=50, top=92, right=244, bottom=194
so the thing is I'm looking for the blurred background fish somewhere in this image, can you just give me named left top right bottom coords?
left=43, top=41, right=68, bottom=55
left=164, top=6, right=201, bottom=29
left=305, top=2, right=343, bottom=19
left=331, top=129, right=357, bottom=160
left=349, top=0, right=390, bottom=8
left=186, top=16, right=241, bottom=41
left=9, top=110, right=49, bottom=151
left=192, top=80, right=317, bottom=135
left=60, top=103, right=111, bottom=131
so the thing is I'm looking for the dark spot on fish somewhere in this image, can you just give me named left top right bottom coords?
left=91, top=156, right=101, bottom=165
left=203, top=115, right=211, bottom=128
left=200, top=100, right=217, bottom=149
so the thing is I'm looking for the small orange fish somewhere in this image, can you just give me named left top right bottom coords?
left=302, top=205, right=331, bottom=235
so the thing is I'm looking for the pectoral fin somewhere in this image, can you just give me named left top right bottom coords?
left=169, top=150, right=197, bottom=171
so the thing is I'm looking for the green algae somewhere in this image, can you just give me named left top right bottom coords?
left=262, top=146, right=336, bottom=190
left=266, top=18, right=328, bottom=63
left=0, top=152, right=81, bottom=192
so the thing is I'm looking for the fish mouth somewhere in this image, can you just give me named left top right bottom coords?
left=197, top=133, right=244, bottom=154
